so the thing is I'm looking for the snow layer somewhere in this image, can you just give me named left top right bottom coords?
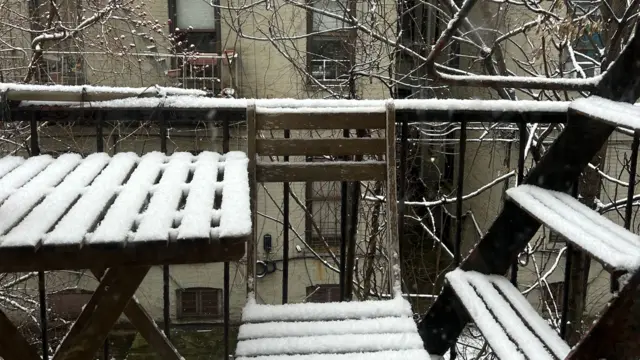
left=134, top=152, right=193, bottom=242
left=177, top=152, right=221, bottom=240
left=570, top=96, right=640, bottom=130
left=1, top=153, right=109, bottom=247
left=242, top=295, right=412, bottom=323
left=235, top=333, right=424, bottom=357
left=235, top=349, right=432, bottom=360
left=507, top=184, right=640, bottom=270
left=45, top=152, right=138, bottom=245
left=238, top=317, right=418, bottom=340
left=0, top=156, right=25, bottom=178
left=2, top=83, right=206, bottom=97
left=90, top=152, right=165, bottom=244
left=218, top=151, right=251, bottom=239
left=0, top=155, right=53, bottom=203
left=446, top=269, right=570, bottom=360
left=18, top=97, right=570, bottom=113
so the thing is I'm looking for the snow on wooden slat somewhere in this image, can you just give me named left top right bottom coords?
left=570, top=96, right=640, bottom=130
left=0, top=154, right=81, bottom=236
left=177, top=151, right=220, bottom=240
left=0, top=155, right=53, bottom=203
left=133, top=152, right=193, bottom=242
left=242, top=295, right=412, bottom=323
left=235, top=349, right=432, bottom=360
left=90, top=152, right=165, bottom=244
left=238, top=317, right=418, bottom=340
left=0, top=153, right=110, bottom=248
left=507, top=185, right=640, bottom=270
left=235, top=333, right=424, bottom=357
left=0, top=156, right=25, bottom=178
left=490, top=274, right=571, bottom=358
left=446, top=269, right=525, bottom=360
left=464, top=272, right=556, bottom=360
left=218, top=151, right=251, bottom=239
left=45, top=153, right=138, bottom=245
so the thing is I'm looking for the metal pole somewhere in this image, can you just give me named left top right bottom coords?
left=398, top=118, right=408, bottom=293
left=283, top=128, right=290, bottom=304
left=339, top=129, right=349, bottom=301
left=96, top=103, right=108, bottom=360
left=222, top=113, right=231, bottom=360
left=511, top=122, right=526, bottom=285
left=160, top=113, right=171, bottom=340
left=454, top=120, right=466, bottom=266
left=560, top=182, right=579, bottom=339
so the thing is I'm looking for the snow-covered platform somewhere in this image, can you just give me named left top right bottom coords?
left=0, top=151, right=250, bottom=272
left=235, top=295, right=431, bottom=360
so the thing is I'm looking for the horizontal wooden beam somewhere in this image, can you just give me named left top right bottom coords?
left=0, top=239, right=246, bottom=273
left=256, top=138, right=386, bottom=156
left=256, top=162, right=386, bottom=182
left=256, top=113, right=387, bottom=130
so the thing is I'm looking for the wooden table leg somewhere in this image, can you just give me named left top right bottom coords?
left=90, top=269, right=182, bottom=360
left=0, top=310, right=40, bottom=360
left=53, top=266, right=149, bottom=360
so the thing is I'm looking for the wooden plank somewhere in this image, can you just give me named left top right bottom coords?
left=0, top=310, right=41, bottom=360
left=54, top=266, right=150, bottom=360
left=247, top=102, right=258, bottom=294
left=0, top=239, right=246, bottom=273
left=256, top=138, right=386, bottom=156
left=256, top=162, right=386, bottom=182
left=384, top=101, right=401, bottom=293
left=566, top=270, right=640, bottom=360
left=256, top=112, right=386, bottom=130
left=90, top=269, right=182, bottom=360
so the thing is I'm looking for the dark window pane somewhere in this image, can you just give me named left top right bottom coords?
left=180, top=291, right=198, bottom=315
left=308, top=35, right=351, bottom=81
left=200, top=290, right=220, bottom=315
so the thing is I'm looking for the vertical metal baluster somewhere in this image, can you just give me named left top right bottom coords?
left=339, top=128, right=349, bottom=301
left=283, top=127, right=290, bottom=304
left=398, top=117, right=408, bottom=295
left=511, top=122, right=527, bottom=285
left=160, top=112, right=171, bottom=341
left=454, top=120, right=466, bottom=266
left=222, top=112, right=231, bottom=360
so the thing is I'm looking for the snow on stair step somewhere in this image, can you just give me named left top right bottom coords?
left=235, top=349, right=432, bottom=360
left=238, top=317, right=417, bottom=340
left=446, top=269, right=570, bottom=360
left=236, top=333, right=424, bottom=357
left=241, top=295, right=412, bottom=323
left=507, top=184, right=640, bottom=270
left=570, top=96, right=640, bottom=130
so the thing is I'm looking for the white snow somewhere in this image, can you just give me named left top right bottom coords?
left=177, top=152, right=221, bottom=240
left=133, top=152, right=193, bottom=242
left=0, top=153, right=82, bottom=236
left=0, top=156, right=25, bottom=178
left=238, top=317, right=418, bottom=340
left=570, top=96, right=640, bottom=130
left=235, top=333, right=424, bottom=357
left=0, top=153, right=110, bottom=247
left=90, top=152, right=165, bottom=244
left=44, top=152, right=138, bottom=245
left=507, top=184, right=640, bottom=270
left=218, top=151, right=251, bottom=239
left=0, top=155, right=54, bottom=203
left=447, top=270, right=570, bottom=360
left=1, top=83, right=206, bottom=98
left=242, top=295, right=412, bottom=323
left=235, top=350, right=431, bottom=360
left=18, top=97, right=570, bottom=113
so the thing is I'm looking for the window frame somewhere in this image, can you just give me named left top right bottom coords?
left=305, top=0, right=356, bottom=85
left=176, top=287, right=223, bottom=320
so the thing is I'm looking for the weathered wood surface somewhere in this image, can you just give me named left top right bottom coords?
left=54, top=266, right=149, bottom=360
left=256, top=138, right=386, bottom=156
left=255, top=112, right=387, bottom=130
left=0, top=310, right=41, bottom=360
left=256, top=162, right=387, bottom=182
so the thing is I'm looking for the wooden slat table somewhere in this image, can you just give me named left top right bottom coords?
left=0, top=151, right=250, bottom=360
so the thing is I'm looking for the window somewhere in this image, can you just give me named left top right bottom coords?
left=307, top=0, right=354, bottom=83
left=306, top=157, right=342, bottom=252
left=176, top=287, right=222, bottom=319
left=546, top=227, right=565, bottom=249
left=174, top=0, right=217, bottom=53
left=306, top=284, right=341, bottom=302
left=49, top=289, right=93, bottom=319
left=563, top=0, right=602, bottom=78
